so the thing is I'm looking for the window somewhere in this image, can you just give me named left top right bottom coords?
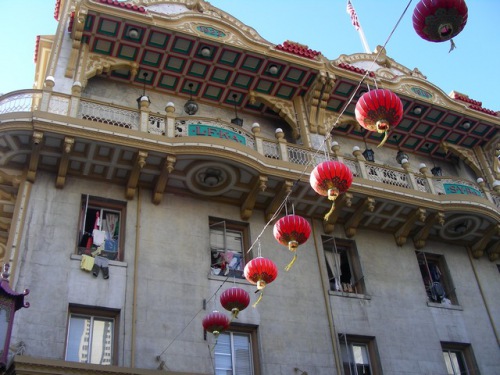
left=209, top=218, right=249, bottom=278
left=416, top=252, right=457, bottom=305
left=65, top=305, right=119, bottom=365
left=323, top=237, right=365, bottom=294
left=442, top=342, right=479, bottom=375
left=339, top=334, right=381, bottom=375
left=77, top=195, right=126, bottom=261
left=214, top=326, right=260, bottom=375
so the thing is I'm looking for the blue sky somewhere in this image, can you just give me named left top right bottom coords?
left=1, top=0, right=498, bottom=112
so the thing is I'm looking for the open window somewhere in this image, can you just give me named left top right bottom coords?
left=339, top=334, right=382, bottom=375
left=77, top=195, right=126, bottom=261
left=209, top=218, right=249, bottom=278
left=65, top=305, right=119, bottom=365
left=416, top=252, right=457, bottom=305
left=323, top=237, right=365, bottom=294
left=213, top=325, right=260, bottom=375
left=442, top=342, right=479, bottom=375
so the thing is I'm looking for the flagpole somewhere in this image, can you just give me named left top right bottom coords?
left=358, top=25, right=371, bottom=54
left=346, top=0, right=371, bottom=54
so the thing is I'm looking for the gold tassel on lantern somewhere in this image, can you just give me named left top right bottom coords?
left=376, top=120, right=390, bottom=147
left=324, top=187, right=339, bottom=221
left=284, top=253, right=298, bottom=272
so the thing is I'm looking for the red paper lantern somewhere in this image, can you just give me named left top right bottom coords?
left=220, top=287, right=250, bottom=319
left=273, top=215, right=311, bottom=271
left=244, top=257, right=278, bottom=307
left=202, top=310, right=230, bottom=338
left=310, top=161, right=353, bottom=221
left=355, top=89, right=403, bottom=147
left=413, top=0, right=468, bottom=50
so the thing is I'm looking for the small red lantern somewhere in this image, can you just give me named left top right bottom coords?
left=202, top=310, right=230, bottom=338
left=310, top=161, right=353, bottom=221
left=244, top=257, right=278, bottom=307
left=273, top=215, right=311, bottom=271
left=220, top=287, right=250, bottom=319
left=413, top=0, right=468, bottom=51
left=355, top=89, right=403, bottom=147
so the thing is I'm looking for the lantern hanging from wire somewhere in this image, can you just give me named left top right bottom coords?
left=220, top=286, right=250, bottom=319
left=355, top=89, right=403, bottom=147
left=273, top=214, right=311, bottom=271
left=202, top=310, right=230, bottom=338
left=243, top=256, right=278, bottom=307
left=310, top=160, right=353, bottom=221
left=412, top=0, right=468, bottom=52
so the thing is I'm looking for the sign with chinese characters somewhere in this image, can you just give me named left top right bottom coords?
left=443, top=183, right=482, bottom=196
left=411, top=86, right=433, bottom=99
left=188, top=124, right=246, bottom=145
left=196, top=25, right=226, bottom=38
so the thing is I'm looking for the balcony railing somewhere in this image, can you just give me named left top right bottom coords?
left=0, top=89, right=498, bottom=208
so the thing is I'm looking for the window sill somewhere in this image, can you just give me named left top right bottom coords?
left=70, top=254, right=128, bottom=268
left=329, top=290, right=372, bottom=300
left=208, top=273, right=251, bottom=286
left=427, top=301, right=462, bottom=311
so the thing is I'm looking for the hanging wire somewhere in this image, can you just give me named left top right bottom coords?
left=156, top=0, right=415, bottom=364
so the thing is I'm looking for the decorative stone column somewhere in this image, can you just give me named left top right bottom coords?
left=275, top=128, right=289, bottom=162
left=69, top=81, right=82, bottom=118
left=164, top=102, right=176, bottom=138
left=418, top=163, right=437, bottom=194
left=352, top=146, right=368, bottom=179
left=401, top=158, right=418, bottom=190
left=330, top=141, right=344, bottom=163
left=40, top=76, right=55, bottom=112
left=138, top=96, right=151, bottom=133
left=251, top=123, right=264, bottom=155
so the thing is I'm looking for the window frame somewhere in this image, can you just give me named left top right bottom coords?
left=209, top=217, right=250, bottom=279
left=322, top=237, right=365, bottom=294
left=213, top=324, right=260, bottom=375
left=441, top=342, right=479, bottom=375
left=65, top=305, right=120, bottom=365
left=416, top=252, right=457, bottom=305
left=339, top=334, right=382, bottom=375
left=77, top=195, right=126, bottom=261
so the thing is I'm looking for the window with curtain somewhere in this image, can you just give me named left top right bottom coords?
left=339, top=334, right=381, bottom=375
left=323, top=237, right=365, bottom=294
left=77, top=195, right=126, bottom=261
left=214, top=328, right=259, bottom=375
left=209, top=218, right=249, bottom=278
left=65, top=306, right=119, bottom=365
left=442, top=342, right=478, bottom=375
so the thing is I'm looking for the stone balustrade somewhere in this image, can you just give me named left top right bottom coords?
left=1, top=89, right=498, bottom=208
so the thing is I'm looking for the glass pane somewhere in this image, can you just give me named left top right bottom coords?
left=353, top=344, right=369, bottom=365
left=66, top=315, right=91, bottom=363
left=234, top=333, right=252, bottom=375
left=443, top=350, right=468, bottom=375
left=215, top=333, right=233, bottom=374
left=89, top=318, right=114, bottom=365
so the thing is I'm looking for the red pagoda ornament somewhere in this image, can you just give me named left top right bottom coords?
left=310, top=160, right=353, bottom=221
left=243, top=257, right=278, bottom=307
left=273, top=215, right=311, bottom=271
left=202, top=310, right=230, bottom=338
left=355, top=89, right=403, bottom=147
left=413, top=0, right=468, bottom=51
left=220, top=287, right=250, bottom=319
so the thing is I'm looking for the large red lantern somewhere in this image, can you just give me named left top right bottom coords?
left=243, top=257, right=278, bottom=307
left=202, top=310, right=230, bottom=338
left=310, top=161, right=353, bottom=221
left=220, top=287, right=250, bottom=319
left=355, top=89, right=403, bottom=147
left=413, top=0, right=468, bottom=50
left=273, top=215, right=311, bottom=271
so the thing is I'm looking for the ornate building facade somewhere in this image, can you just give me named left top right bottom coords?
left=0, top=1, right=499, bottom=374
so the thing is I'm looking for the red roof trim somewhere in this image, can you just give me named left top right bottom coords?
left=34, top=35, right=41, bottom=63
left=451, top=93, right=497, bottom=116
left=276, top=41, right=321, bottom=60
left=54, top=0, right=61, bottom=21
left=99, top=0, right=146, bottom=13
left=337, top=62, right=375, bottom=77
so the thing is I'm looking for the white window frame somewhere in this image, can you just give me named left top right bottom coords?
left=214, top=330, right=257, bottom=375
